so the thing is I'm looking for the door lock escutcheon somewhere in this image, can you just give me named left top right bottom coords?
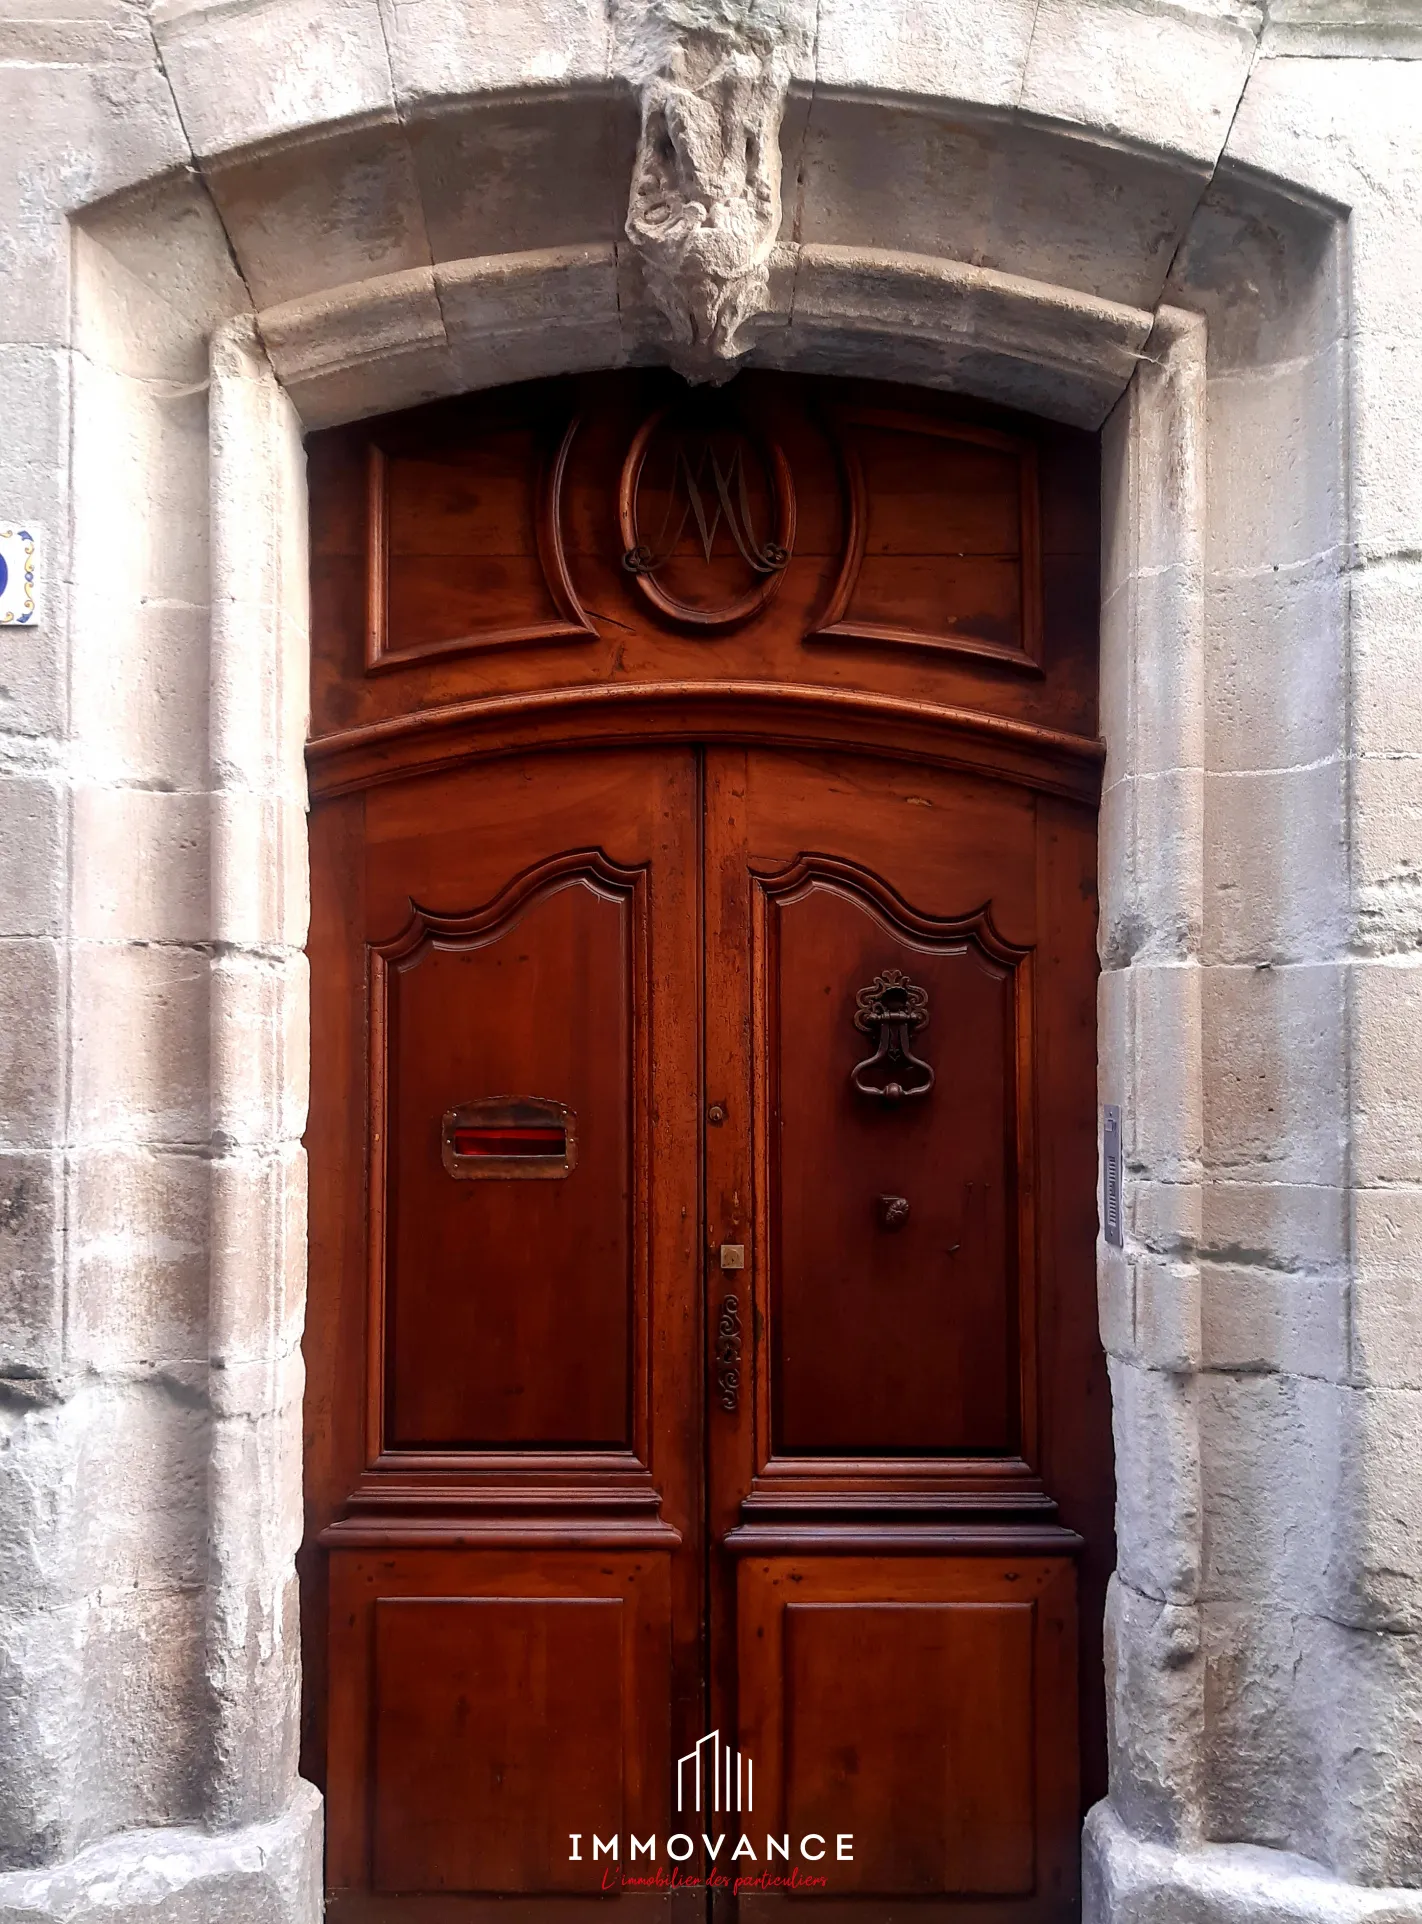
left=878, top=1194, right=911, bottom=1231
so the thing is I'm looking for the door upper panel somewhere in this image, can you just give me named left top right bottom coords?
left=382, top=856, right=639, bottom=1449
left=766, top=860, right=1026, bottom=1456
left=308, top=369, right=1100, bottom=766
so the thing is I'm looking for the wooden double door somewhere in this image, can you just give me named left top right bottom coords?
left=307, top=736, right=1106, bottom=1923
left=302, top=367, right=1112, bottom=1924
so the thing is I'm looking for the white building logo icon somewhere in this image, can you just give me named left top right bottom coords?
left=676, top=1729, right=753, bottom=1816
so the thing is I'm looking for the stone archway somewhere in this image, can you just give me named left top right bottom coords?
left=4, top=8, right=1421, bottom=1922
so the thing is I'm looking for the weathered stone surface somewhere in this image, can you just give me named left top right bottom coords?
left=206, top=1147, right=307, bottom=1368
left=406, top=91, right=634, bottom=268
left=205, top=119, right=434, bottom=312
left=1199, top=1263, right=1346, bottom=1382
left=70, top=790, right=210, bottom=946
left=1019, top=0, right=1259, bottom=169
left=1104, top=1576, right=1205, bottom=1847
left=788, top=243, right=1151, bottom=427
left=151, top=0, right=395, bottom=160
left=1134, top=1258, right=1203, bottom=1374
left=795, top=97, right=1206, bottom=315
left=1131, top=963, right=1205, bottom=1183
left=1352, top=563, right=1422, bottom=766
left=0, top=782, right=63, bottom=941
left=64, top=604, right=210, bottom=793
left=0, top=51, right=188, bottom=347
left=814, top=0, right=1037, bottom=105
left=67, top=1150, right=209, bottom=1371
left=1198, top=1373, right=1333, bottom=1605
left=1, top=7, right=1421, bottom=1924
left=1352, top=1187, right=1422, bottom=1392
left=0, top=1154, right=62, bottom=1376
left=1262, top=0, right=1422, bottom=58
left=1202, top=963, right=1346, bottom=1187
left=1163, top=167, right=1344, bottom=374
left=1200, top=1180, right=1346, bottom=1276
left=0, top=1780, right=320, bottom=1923
left=1353, top=960, right=1422, bottom=1186
left=1206, top=349, right=1345, bottom=579
left=610, top=0, right=815, bottom=372
left=0, top=944, right=63, bottom=1148
left=1204, top=562, right=1345, bottom=778
left=1086, top=1795, right=1422, bottom=1924
left=384, top=0, right=610, bottom=108
left=1111, top=1360, right=1203, bottom=1606
left=68, top=945, right=209, bottom=1148
left=1203, top=764, right=1347, bottom=966
left=1324, top=1384, right=1422, bottom=1633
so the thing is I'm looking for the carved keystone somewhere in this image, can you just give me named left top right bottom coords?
left=614, top=0, right=810, bottom=379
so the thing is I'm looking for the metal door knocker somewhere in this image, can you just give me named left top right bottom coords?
left=851, top=968, right=934, bottom=1102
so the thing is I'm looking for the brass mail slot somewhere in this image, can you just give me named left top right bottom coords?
left=441, top=1096, right=577, bottom=1180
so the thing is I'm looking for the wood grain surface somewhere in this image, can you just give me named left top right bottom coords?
left=304, top=368, right=1110, bottom=1924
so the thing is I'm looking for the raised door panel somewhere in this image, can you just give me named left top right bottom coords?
left=327, top=1549, right=672, bottom=1907
left=343, top=748, right=699, bottom=1486
left=308, top=370, right=1101, bottom=755
left=380, top=859, right=639, bottom=1449
left=810, top=411, right=1042, bottom=672
left=736, top=1555, right=1079, bottom=1921
left=373, top=1597, right=624, bottom=1892
left=764, top=862, right=1028, bottom=1456
left=706, top=746, right=1101, bottom=1924
left=702, top=746, right=1043, bottom=1511
left=786, top=1603, right=1035, bottom=1894
left=366, top=408, right=594, bottom=670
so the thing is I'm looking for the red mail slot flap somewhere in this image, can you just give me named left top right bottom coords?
left=451, top=1125, right=565, bottom=1158
left=441, top=1097, right=577, bottom=1180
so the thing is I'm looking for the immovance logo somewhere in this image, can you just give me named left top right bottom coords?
left=568, top=1730, right=853, bottom=1894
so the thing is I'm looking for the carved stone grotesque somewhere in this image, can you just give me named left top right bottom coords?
left=617, top=0, right=807, bottom=377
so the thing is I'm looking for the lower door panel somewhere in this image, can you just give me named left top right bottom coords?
left=325, top=1545, right=676, bottom=1914
left=734, top=1549, right=1080, bottom=1924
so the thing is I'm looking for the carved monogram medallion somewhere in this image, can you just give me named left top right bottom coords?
left=618, top=402, right=796, bottom=629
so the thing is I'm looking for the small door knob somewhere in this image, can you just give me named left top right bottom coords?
left=878, top=1194, right=910, bottom=1231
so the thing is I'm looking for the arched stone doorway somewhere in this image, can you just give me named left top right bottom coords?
left=4, top=7, right=1421, bottom=1924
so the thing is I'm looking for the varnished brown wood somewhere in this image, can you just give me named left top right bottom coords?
left=369, top=849, right=646, bottom=1451
left=811, top=409, right=1045, bottom=674
left=307, top=679, right=1104, bottom=808
left=723, top=1523, right=1083, bottom=1555
left=736, top=1554, right=1079, bottom=1921
left=753, top=853, right=1033, bottom=1456
left=617, top=400, right=797, bottom=629
left=372, top=1596, right=623, bottom=1892
left=363, top=412, right=596, bottom=672
left=305, top=749, right=705, bottom=1912
left=327, top=1548, right=673, bottom=1905
left=304, top=367, right=1111, bottom=1922
left=309, top=370, right=1101, bottom=752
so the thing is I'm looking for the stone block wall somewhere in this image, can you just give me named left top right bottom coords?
left=1, top=3, right=1421, bottom=1921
